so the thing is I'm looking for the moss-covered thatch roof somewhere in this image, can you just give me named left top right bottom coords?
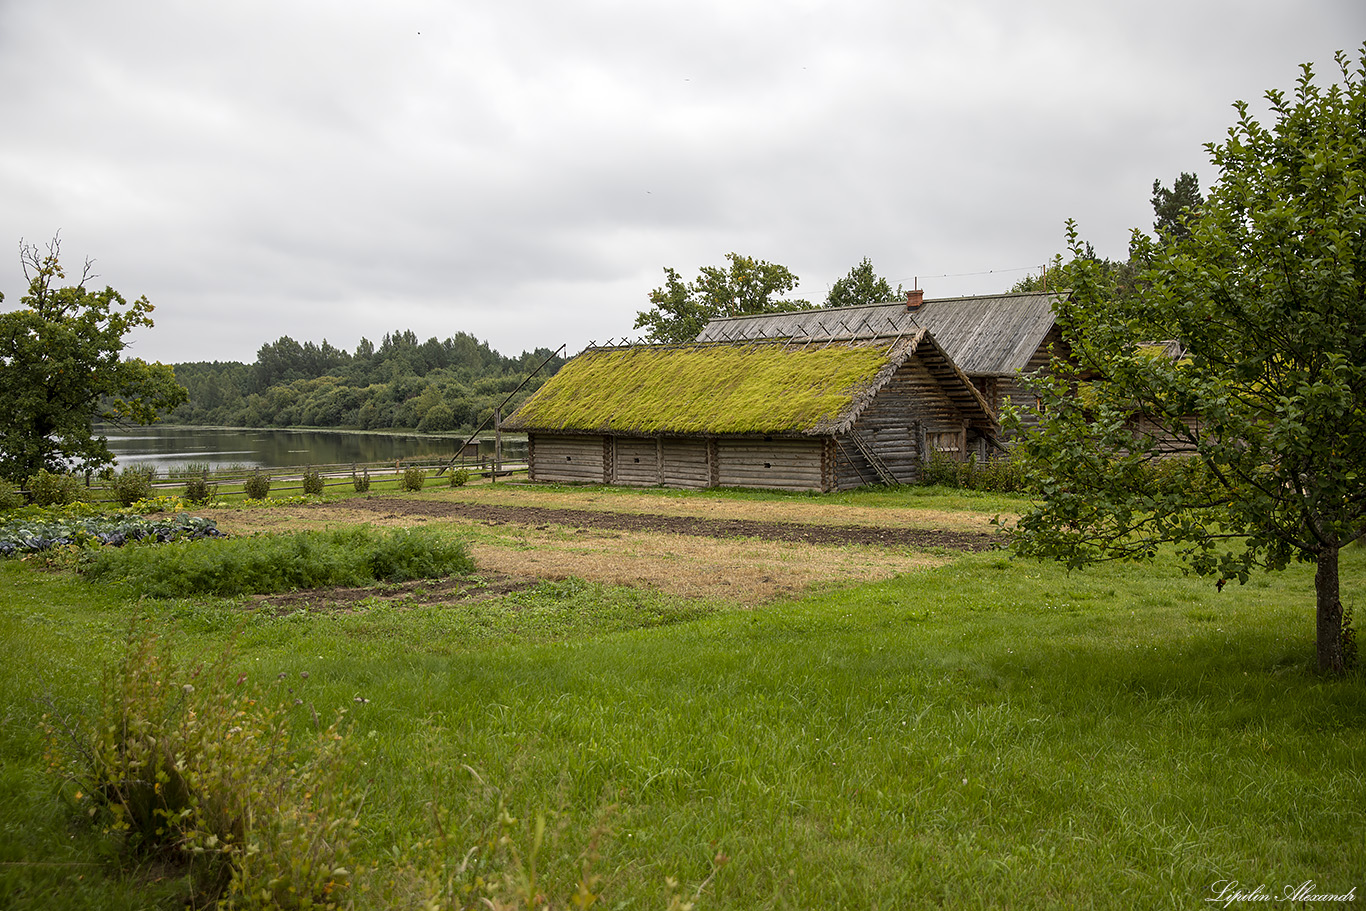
left=504, top=334, right=983, bottom=436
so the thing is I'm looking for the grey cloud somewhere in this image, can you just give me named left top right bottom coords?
left=2, top=0, right=1361, bottom=363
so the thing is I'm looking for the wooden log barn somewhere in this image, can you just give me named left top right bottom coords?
left=502, top=314, right=1007, bottom=492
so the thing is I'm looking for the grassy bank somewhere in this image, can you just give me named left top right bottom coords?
left=1, top=489, right=1363, bottom=909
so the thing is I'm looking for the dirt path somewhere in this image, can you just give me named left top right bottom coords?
left=340, top=497, right=1002, bottom=552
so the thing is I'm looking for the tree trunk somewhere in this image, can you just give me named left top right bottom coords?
left=1315, top=544, right=1345, bottom=675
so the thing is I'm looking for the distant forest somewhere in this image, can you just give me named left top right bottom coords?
left=165, top=331, right=567, bottom=434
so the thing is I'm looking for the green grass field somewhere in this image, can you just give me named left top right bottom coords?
left=1, top=486, right=1362, bottom=909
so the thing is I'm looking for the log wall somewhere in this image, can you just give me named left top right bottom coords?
left=715, top=437, right=825, bottom=491
left=528, top=433, right=607, bottom=483
left=996, top=326, right=1067, bottom=441
left=833, top=359, right=976, bottom=489
left=611, top=437, right=660, bottom=486
left=662, top=438, right=711, bottom=489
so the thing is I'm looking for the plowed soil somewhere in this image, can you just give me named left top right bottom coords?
left=341, top=497, right=1000, bottom=552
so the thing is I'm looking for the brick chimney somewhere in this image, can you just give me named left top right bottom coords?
left=906, top=288, right=924, bottom=310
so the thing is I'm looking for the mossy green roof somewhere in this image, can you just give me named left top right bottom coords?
left=504, top=342, right=897, bottom=436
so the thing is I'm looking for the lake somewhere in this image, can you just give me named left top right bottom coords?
left=101, top=426, right=527, bottom=473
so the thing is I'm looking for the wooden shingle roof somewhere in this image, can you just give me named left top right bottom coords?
left=695, top=291, right=1064, bottom=377
left=503, top=331, right=996, bottom=437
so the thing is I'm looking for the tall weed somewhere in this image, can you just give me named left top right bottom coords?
left=42, top=630, right=358, bottom=908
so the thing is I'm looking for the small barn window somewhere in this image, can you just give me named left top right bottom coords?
left=633, top=457, right=640, bottom=463
left=565, top=455, right=572, bottom=461
left=764, top=462, right=771, bottom=468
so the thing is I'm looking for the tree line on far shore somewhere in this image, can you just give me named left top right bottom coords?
left=166, top=331, right=567, bottom=434
left=165, top=254, right=908, bottom=434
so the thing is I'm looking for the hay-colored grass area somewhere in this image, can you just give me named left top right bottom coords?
left=201, top=496, right=948, bottom=604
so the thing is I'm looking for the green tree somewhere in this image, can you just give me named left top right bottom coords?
left=825, top=257, right=902, bottom=308
left=633, top=252, right=810, bottom=344
left=1009, top=50, right=1366, bottom=674
left=0, top=237, right=186, bottom=483
left=1150, top=171, right=1204, bottom=242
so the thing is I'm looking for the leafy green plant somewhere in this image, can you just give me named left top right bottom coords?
left=0, top=510, right=222, bottom=558
left=78, top=525, right=473, bottom=597
left=243, top=469, right=271, bottom=500
left=351, top=468, right=371, bottom=493
left=450, top=467, right=472, bottom=488
left=301, top=466, right=325, bottom=496
left=182, top=472, right=217, bottom=505
left=111, top=466, right=157, bottom=507
left=26, top=468, right=84, bottom=506
left=400, top=465, right=426, bottom=491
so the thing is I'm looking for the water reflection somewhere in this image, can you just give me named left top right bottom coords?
left=101, top=426, right=526, bottom=473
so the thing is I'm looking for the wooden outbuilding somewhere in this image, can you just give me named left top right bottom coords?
left=502, top=328, right=998, bottom=492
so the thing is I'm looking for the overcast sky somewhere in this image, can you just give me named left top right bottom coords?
left=1, top=1, right=1360, bottom=365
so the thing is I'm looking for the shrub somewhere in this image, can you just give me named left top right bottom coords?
left=26, top=469, right=83, bottom=506
left=351, top=468, right=371, bottom=493
left=182, top=471, right=218, bottom=505
left=111, top=466, right=157, bottom=507
left=43, top=631, right=359, bottom=906
left=0, top=478, right=23, bottom=510
left=450, top=467, right=472, bottom=488
left=400, top=465, right=426, bottom=491
left=301, top=466, right=325, bottom=496
left=921, top=451, right=968, bottom=488
left=919, top=452, right=1025, bottom=493
left=243, top=469, right=271, bottom=500
left=972, top=455, right=1025, bottom=492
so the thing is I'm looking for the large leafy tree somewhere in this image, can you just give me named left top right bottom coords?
left=825, top=257, right=902, bottom=308
left=1009, top=50, right=1366, bottom=674
left=633, top=252, right=810, bottom=344
left=0, top=237, right=186, bottom=483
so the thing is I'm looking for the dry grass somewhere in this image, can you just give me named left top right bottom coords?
left=198, top=493, right=949, bottom=604
left=465, top=523, right=944, bottom=604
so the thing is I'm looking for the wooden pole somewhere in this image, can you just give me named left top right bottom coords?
left=493, top=407, right=502, bottom=484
